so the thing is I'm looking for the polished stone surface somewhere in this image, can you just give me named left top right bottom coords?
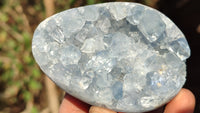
left=32, top=2, right=190, bottom=113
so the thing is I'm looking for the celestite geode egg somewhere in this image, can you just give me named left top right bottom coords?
left=32, top=2, right=190, bottom=112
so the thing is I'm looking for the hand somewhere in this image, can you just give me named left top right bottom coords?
left=59, top=88, right=195, bottom=113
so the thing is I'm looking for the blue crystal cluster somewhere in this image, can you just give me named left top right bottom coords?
left=32, top=2, right=190, bottom=112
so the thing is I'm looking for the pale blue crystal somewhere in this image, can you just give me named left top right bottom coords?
left=32, top=2, right=190, bottom=113
left=138, top=9, right=166, bottom=42
left=127, top=5, right=145, bottom=25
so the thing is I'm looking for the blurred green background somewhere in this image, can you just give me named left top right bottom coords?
left=0, top=0, right=199, bottom=113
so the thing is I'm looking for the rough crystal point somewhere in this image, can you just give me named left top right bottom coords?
left=32, top=2, right=191, bottom=113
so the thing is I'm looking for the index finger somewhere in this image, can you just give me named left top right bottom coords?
left=59, top=94, right=90, bottom=113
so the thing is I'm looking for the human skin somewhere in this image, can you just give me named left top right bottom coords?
left=59, top=88, right=195, bottom=113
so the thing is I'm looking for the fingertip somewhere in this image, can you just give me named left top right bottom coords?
left=182, top=88, right=196, bottom=106
left=89, top=106, right=117, bottom=113
left=164, top=88, right=195, bottom=113
left=59, top=94, right=90, bottom=113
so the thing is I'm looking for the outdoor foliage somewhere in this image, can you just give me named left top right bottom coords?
left=0, top=0, right=156, bottom=112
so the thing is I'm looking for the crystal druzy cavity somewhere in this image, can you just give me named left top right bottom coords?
left=32, top=2, right=190, bottom=113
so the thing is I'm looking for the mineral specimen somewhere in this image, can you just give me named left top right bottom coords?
left=32, top=2, right=191, bottom=113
